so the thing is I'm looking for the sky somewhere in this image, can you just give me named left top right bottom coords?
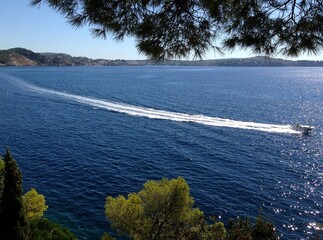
left=0, top=1, right=322, bottom=61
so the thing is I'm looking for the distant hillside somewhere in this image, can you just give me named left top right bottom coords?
left=0, top=48, right=322, bottom=67
left=0, top=48, right=143, bottom=66
left=0, top=48, right=46, bottom=66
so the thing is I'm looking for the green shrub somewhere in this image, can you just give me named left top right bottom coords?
left=227, top=218, right=253, bottom=240
left=27, top=218, right=76, bottom=240
left=252, top=215, right=278, bottom=240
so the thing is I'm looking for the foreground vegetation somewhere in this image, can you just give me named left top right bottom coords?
left=103, top=177, right=277, bottom=240
left=1, top=148, right=319, bottom=239
left=0, top=149, right=76, bottom=240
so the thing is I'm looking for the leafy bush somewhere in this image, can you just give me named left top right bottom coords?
left=227, top=218, right=253, bottom=240
left=227, top=215, right=278, bottom=240
left=27, top=218, right=76, bottom=240
left=252, top=215, right=278, bottom=240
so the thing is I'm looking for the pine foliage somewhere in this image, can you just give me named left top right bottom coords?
left=105, top=177, right=226, bottom=240
left=31, top=0, right=323, bottom=60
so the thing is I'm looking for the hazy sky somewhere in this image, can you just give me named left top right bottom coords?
left=1, top=1, right=322, bottom=60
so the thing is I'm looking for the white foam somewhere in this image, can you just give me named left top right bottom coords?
left=3, top=74, right=302, bottom=134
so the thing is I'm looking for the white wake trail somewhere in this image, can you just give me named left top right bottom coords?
left=7, top=75, right=302, bottom=134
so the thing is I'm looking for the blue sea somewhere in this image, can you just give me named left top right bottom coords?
left=0, top=66, right=322, bottom=239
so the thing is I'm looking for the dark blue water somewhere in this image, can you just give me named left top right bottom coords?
left=0, top=66, right=322, bottom=239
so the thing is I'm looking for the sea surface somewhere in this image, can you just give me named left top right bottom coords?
left=0, top=66, right=322, bottom=239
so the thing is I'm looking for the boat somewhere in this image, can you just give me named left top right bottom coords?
left=292, top=124, right=314, bottom=135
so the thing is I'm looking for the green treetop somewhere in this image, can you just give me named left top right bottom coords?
left=23, top=188, right=49, bottom=221
left=105, top=177, right=226, bottom=240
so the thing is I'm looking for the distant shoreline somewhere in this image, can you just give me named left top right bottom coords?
left=1, top=47, right=322, bottom=67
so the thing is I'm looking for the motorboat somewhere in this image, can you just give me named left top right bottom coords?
left=292, top=124, right=314, bottom=135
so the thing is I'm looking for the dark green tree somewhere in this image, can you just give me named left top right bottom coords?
left=0, top=148, right=26, bottom=240
left=31, top=0, right=322, bottom=60
left=252, top=214, right=278, bottom=240
left=227, top=214, right=278, bottom=240
left=0, top=157, right=4, bottom=215
left=227, top=218, right=253, bottom=240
